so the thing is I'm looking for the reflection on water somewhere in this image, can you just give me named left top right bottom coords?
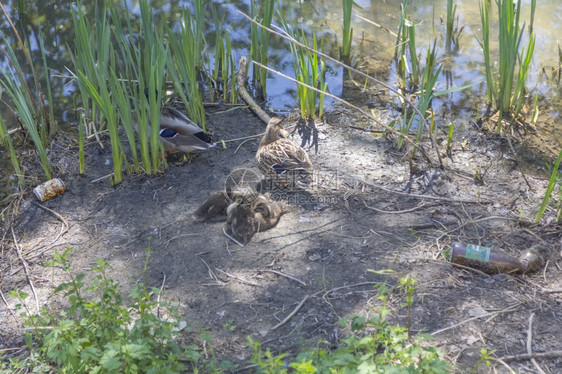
left=2, top=0, right=561, bottom=117
left=0, top=0, right=560, bottom=189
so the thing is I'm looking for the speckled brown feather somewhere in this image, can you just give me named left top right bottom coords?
left=256, top=117, right=313, bottom=187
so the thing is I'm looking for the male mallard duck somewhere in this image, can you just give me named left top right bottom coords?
left=256, top=117, right=313, bottom=189
left=154, top=106, right=215, bottom=154
left=134, top=101, right=214, bottom=155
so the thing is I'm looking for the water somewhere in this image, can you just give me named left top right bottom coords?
left=0, top=0, right=560, bottom=191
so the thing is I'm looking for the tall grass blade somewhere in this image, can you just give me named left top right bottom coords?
left=535, top=149, right=562, bottom=222
left=0, top=115, right=24, bottom=186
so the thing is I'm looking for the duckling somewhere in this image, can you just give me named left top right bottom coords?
left=251, top=194, right=285, bottom=232
left=226, top=201, right=257, bottom=244
left=192, top=192, right=231, bottom=222
left=256, top=117, right=313, bottom=189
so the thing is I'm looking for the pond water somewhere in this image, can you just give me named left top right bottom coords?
left=0, top=0, right=560, bottom=188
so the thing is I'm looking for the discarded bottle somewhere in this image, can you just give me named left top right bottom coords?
left=33, top=178, right=66, bottom=202
left=450, top=242, right=542, bottom=274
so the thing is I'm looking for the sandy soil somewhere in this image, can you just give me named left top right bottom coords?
left=1, top=106, right=561, bottom=373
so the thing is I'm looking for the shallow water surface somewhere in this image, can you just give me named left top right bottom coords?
left=0, top=0, right=560, bottom=191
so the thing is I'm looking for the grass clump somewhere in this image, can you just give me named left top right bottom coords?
left=478, top=0, right=537, bottom=130
left=2, top=247, right=227, bottom=373
left=280, top=17, right=328, bottom=122
left=249, top=274, right=449, bottom=373
left=0, top=4, right=55, bottom=185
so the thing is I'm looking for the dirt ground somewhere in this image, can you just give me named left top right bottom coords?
left=1, top=106, right=561, bottom=373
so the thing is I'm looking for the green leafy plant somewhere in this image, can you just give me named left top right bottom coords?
left=5, top=247, right=210, bottom=373
left=249, top=274, right=448, bottom=373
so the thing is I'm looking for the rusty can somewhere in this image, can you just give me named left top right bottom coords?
left=33, top=178, right=66, bottom=201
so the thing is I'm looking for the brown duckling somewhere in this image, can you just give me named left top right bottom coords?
left=226, top=201, right=257, bottom=244
left=192, top=192, right=231, bottom=222
left=251, top=194, right=285, bottom=232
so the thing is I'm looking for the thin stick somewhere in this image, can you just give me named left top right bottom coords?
left=253, top=60, right=434, bottom=165
left=33, top=202, right=69, bottom=245
left=311, top=281, right=382, bottom=298
left=216, top=268, right=260, bottom=287
left=234, top=138, right=256, bottom=155
left=90, top=173, right=114, bottom=183
left=222, top=226, right=245, bottom=247
left=164, top=233, right=199, bottom=249
left=271, top=295, right=309, bottom=331
left=354, top=14, right=398, bottom=37
left=431, top=303, right=521, bottom=335
left=198, top=257, right=222, bottom=284
left=11, top=227, right=39, bottom=313
left=363, top=200, right=426, bottom=214
left=0, top=288, right=18, bottom=321
left=260, top=269, right=307, bottom=286
left=500, top=351, right=562, bottom=362
left=156, top=273, right=166, bottom=319
left=527, top=313, right=547, bottom=374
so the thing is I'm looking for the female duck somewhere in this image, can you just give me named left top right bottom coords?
left=256, top=117, right=313, bottom=189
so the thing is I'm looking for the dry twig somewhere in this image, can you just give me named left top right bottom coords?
left=271, top=295, right=309, bottom=331
left=260, top=269, right=306, bottom=286
left=216, top=269, right=260, bottom=287
left=11, top=227, right=39, bottom=313
left=431, top=303, right=521, bottom=336
left=527, top=313, right=547, bottom=374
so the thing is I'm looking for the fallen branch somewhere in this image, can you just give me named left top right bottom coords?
left=499, top=351, right=562, bottom=362
left=260, top=269, right=307, bottom=286
left=271, top=295, right=309, bottom=331
left=237, top=56, right=271, bottom=125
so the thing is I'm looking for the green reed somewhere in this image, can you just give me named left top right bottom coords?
left=445, top=0, right=462, bottom=54
left=212, top=6, right=237, bottom=103
left=0, top=4, right=53, bottom=183
left=166, top=7, right=206, bottom=129
left=0, top=56, right=52, bottom=182
left=250, top=0, right=276, bottom=98
left=0, top=116, right=24, bottom=186
left=394, top=0, right=421, bottom=90
left=281, top=16, right=328, bottom=121
left=535, top=149, right=562, bottom=222
left=478, top=0, right=536, bottom=130
left=341, top=0, right=355, bottom=64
